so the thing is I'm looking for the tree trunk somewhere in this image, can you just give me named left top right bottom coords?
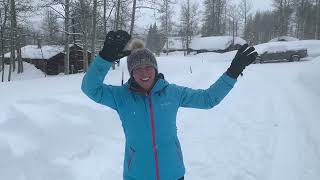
left=17, top=44, right=22, bottom=73
left=104, top=0, right=107, bottom=35
left=130, top=0, right=137, bottom=36
left=316, top=0, right=320, bottom=39
left=212, top=0, right=215, bottom=35
left=165, top=0, right=169, bottom=55
left=91, top=0, right=97, bottom=60
left=115, top=0, right=121, bottom=30
left=8, top=0, right=17, bottom=81
left=11, top=0, right=22, bottom=74
left=64, top=0, right=70, bottom=75
left=217, top=0, right=221, bottom=35
left=245, top=0, right=247, bottom=35
left=0, top=3, right=8, bottom=82
left=79, top=0, right=89, bottom=72
left=186, top=0, right=190, bottom=55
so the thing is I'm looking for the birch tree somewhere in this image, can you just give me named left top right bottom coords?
left=157, top=0, right=176, bottom=55
left=239, top=0, right=252, bottom=39
left=130, top=0, right=136, bottom=35
left=64, top=0, right=70, bottom=75
left=41, top=8, right=61, bottom=45
left=8, top=0, right=17, bottom=81
left=180, top=0, right=200, bottom=55
left=90, top=0, right=97, bottom=60
left=78, top=0, right=90, bottom=72
left=202, top=0, right=227, bottom=36
left=0, top=0, right=9, bottom=82
left=227, top=4, right=240, bottom=44
left=315, top=0, right=320, bottom=39
left=102, top=0, right=115, bottom=42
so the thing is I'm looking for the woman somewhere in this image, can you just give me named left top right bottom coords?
left=81, top=30, right=257, bottom=180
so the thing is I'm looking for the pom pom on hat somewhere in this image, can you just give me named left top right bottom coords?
left=128, top=39, right=145, bottom=52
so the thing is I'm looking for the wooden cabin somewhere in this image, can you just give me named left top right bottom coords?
left=4, top=44, right=92, bottom=75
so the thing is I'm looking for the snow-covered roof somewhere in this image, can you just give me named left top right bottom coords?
left=3, top=44, right=85, bottom=60
left=163, top=36, right=247, bottom=51
left=190, top=36, right=246, bottom=51
left=4, top=45, right=65, bottom=60
left=269, top=36, right=299, bottom=42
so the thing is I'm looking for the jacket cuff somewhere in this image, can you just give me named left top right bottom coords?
left=222, top=73, right=237, bottom=87
left=95, top=55, right=114, bottom=66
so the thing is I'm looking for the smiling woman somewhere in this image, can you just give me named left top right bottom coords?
left=81, top=30, right=258, bottom=180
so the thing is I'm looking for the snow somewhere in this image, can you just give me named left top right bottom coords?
left=164, top=37, right=185, bottom=50
left=0, top=62, right=46, bottom=81
left=1, top=41, right=320, bottom=180
left=254, top=40, right=320, bottom=57
left=190, top=36, right=247, bottom=51
left=269, top=36, right=299, bottom=42
left=164, top=36, right=247, bottom=51
left=4, top=45, right=65, bottom=60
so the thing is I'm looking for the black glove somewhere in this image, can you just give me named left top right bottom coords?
left=99, top=30, right=131, bottom=62
left=226, top=44, right=258, bottom=79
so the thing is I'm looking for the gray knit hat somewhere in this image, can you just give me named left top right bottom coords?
left=127, top=39, right=158, bottom=74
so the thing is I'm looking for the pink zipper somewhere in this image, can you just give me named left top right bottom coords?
left=128, top=146, right=134, bottom=170
left=148, top=94, right=160, bottom=180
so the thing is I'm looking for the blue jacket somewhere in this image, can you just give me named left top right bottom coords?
left=81, top=56, right=236, bottom=180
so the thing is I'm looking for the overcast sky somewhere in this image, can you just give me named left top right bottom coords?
left=30, top=0, right=274, bottom=33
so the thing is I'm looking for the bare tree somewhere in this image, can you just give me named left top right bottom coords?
left=41, top=8, right=61, bottom=45
left=8, top=0, right=17, bottom=81
left=273, top=0, right=294, bottom=36
left=202, top=0, right=227, bottom=36
left=130, top=0, right=161, bottom=36
left=0, top=0, right=9, bottom=82
left=130, top=0, right=136, bottom=35
left=90, top=0, right=97, bottom=60
left=315, top=0, right=320, bottom=39
left=115, top=0, right=121, bottom=30
left=103, top=0, right=115, bottom=35
left=157, top=0, right=176, bottom=55
left=227, top=4, right=240, bottom=44
left=78, top=0, right=89, bottom=72
left=239, top=0, right=252, bottom=39
left=64, top=0, right=70, bottom=75
left=180, top=0, right=200, bottom=55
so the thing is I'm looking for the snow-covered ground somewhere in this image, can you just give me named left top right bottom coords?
left=0, top=47, right=320, bottom=180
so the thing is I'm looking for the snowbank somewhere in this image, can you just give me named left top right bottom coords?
left=190, top=36, right=246, bottom=51
left=163, top=36, right=247, bottom=51
left=0, top=62, right=45, bottom=82
left=269, top=36, right=299, bottom=42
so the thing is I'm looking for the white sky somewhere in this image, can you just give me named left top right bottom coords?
left=29, top=0, right=274, bottom=34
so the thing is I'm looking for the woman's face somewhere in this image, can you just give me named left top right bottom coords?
left=132, top=64, right=156, bottom=92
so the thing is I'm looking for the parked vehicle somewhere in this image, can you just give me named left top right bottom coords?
left=255, top=49, right=308, bottom=63
left=253, top=41, right=308, bottom=63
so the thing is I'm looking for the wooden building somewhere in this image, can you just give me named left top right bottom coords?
left=4, top=44, right=92, bottom=75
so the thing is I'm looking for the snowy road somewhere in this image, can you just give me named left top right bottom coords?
left=0, top=53, right=319, bottom=180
